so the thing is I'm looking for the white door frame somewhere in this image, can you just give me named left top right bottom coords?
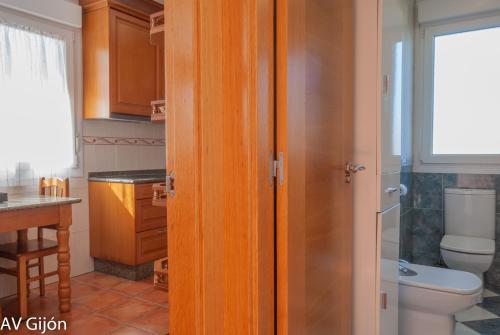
left=353, top=1, right=382, bottom=334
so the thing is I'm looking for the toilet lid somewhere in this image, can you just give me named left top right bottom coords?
left=441, top=235, right=495, bottom=255
left=399, top=263, right=482, bottom=295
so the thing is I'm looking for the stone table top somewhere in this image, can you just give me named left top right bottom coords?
left=0, top=196, right=82, bottom=213
left=88, top=169, right=166, bottom=184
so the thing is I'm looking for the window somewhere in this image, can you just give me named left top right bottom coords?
left=392, top=41, right=403, bottom=156
left=418, top=15, right=500, bottom=168
left=0, top=10, right=78, bottom=186
left=433, top=27, right=500, bottom=155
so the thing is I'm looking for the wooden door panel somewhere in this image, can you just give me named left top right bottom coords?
left=277, top=0, right=354, bottom=334
left=110, top=9, right=160, bottom=116
left=165, top=0, right=275, bottom=334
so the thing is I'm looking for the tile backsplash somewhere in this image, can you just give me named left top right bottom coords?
left=400, top=172, right=500, bottom=290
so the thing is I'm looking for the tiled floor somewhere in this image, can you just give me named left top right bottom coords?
left=4, top=273, right=500, bottom=335
left=455, top=289, right=500, bottom=335
left=0, top=272, right=169, bottom=335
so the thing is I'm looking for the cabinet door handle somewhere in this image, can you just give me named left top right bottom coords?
left=381, top=292, right=388, bottom=310
left=156, top=228, right=167, bottom=234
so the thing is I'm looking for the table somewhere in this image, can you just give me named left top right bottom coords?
left=0, top=196, right=81, bottom=318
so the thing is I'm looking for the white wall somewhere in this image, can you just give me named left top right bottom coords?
left=0, top=0, right=82, bottom=27
left=417, top=0, right=500, bottom=24
left=0, top=1, right=166, bottom=298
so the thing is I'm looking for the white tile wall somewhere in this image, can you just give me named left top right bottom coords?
left=0, top=119, right=166, bottom=298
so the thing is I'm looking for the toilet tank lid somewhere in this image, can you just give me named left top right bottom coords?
left=441, top=235, right=495, bottom=255
left=445, top=188, right=496, bottom=195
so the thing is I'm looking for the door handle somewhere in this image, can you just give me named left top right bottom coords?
left=345, top=162, right=366, bottom=183
left=385, top=187, right=399, bottom=194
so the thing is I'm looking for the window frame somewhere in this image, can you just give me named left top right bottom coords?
left=416, top=14, right=500, bottom=172
left=0, top=6, right=83, bottom=176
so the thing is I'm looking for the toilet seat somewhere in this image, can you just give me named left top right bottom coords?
left=399, top=263, right=482, bottom=295
left=441, top=235, right=495, bottom=255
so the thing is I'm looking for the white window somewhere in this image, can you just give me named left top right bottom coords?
left=0, top=9, right=79, bottom=186
left=417, top=15, right=500, bottom=170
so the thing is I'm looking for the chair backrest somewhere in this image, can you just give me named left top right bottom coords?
left=37, top=177, right=70, bottom=238
left=39, top=177, right=70, bottom=197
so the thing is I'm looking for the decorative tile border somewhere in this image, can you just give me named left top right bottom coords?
left=82, top=136, right=165, bottom=146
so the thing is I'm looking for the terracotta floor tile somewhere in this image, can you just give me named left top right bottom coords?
left=129, top=307, right=169, bottom=334
left=1, top=295, right=59, bottom=318
left=45, top=280, right=103, bottom=300
left=140, top=276, right=154, bottom=284
left=98, top=299, right=158, bottom=323
left=69, top=315, right=121, bottom=335
left=74, top=290, right=128, bottom=311
left=28, top=298, right=61, bottom=317
left=112, top=280, right=153, bottom=296
left=110, top=326, right=156, bottom=334
left=56, top=304, right=93, bottom=322
left=136, top=289, right=169, bottom=307
left=1, top=272, right=169, bottom=335
left=3, top=323, right=31, bottom=335
left=88, top=274, right=127, bottom=289
left=73, top=272, right=108, bottom=283
left=42, top=282, right=58, bottom=296
left=0, top=297, right=19, bottom=317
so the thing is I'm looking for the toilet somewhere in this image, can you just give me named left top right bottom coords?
left=440, top=188, right=496, bottom=282
left=399, top=263, right=482, bottom=335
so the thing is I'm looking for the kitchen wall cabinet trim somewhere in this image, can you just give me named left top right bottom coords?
left=80, top=0, right=161, bottom=21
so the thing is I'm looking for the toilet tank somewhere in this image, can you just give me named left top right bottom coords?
left=444, top=188, right=496, bottom=239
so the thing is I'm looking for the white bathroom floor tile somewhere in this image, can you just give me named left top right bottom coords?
left=483, top=289, right=499, bottom=298
left=455, top=322, right=481, bottom=335
left=456, top=306, right=498, bottom=322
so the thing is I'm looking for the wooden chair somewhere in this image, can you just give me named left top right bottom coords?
left=0, top=177, right=69, bottom=318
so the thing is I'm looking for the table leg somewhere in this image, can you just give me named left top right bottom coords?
left=57, top=205, right=72, bottom=313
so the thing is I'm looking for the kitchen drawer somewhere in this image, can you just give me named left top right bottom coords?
left=380, top=172, right=400, bottom=211
left=135, top=198, right=166, bottom=232
left=135, top=183, right=155, bottom=200
left=136, top=229, right=167, bottom=264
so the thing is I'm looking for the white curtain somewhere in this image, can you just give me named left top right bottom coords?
left=0, top=22, right=75, bottom=186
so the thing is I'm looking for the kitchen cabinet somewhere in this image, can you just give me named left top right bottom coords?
left=80, top=0, right=164, bottom=120
left=89, top=181, right=167, bottom=266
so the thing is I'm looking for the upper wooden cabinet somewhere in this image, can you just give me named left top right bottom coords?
left=80, top=0, right=164, bottom=120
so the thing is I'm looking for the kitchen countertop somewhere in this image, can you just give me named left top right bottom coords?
left=0, top=196, right=81, bottom=212
left=88, top=169, right=166, bottom=184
